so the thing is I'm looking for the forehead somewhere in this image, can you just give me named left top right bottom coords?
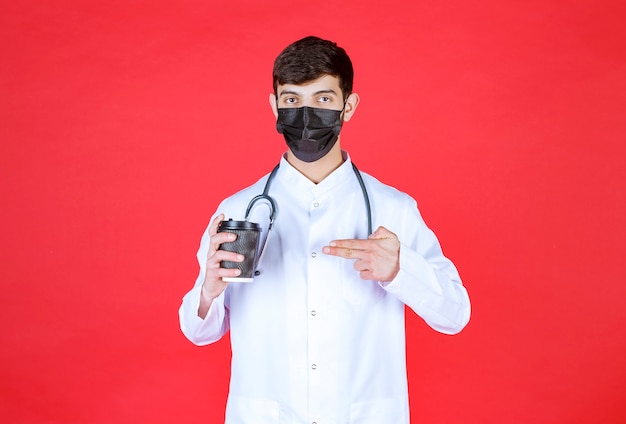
left=276, top=74, right=342, bottom=97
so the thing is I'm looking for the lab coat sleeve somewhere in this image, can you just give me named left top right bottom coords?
left=381, top=199, right=471, bottom=335
left=178, top=222, right=230, bottom=345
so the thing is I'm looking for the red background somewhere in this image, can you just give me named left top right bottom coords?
left=2, top=1, right=625, bottom=423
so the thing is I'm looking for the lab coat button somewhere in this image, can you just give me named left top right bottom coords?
left=313, top=202, right=320, bottom=208
left=311, top=252, right=317, bottom=258
left=311, top=310, right=316, bottom=316
left=311, top=364, right=317, bottom=370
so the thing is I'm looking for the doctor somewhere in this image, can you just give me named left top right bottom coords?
left=179, top=35, right=471, bottom=424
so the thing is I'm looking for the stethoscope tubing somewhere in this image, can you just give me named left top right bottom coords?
left=245, top=162, right=372, bottom=275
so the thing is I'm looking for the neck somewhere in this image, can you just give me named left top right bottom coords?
left=286, top=142, right=344, bottom=184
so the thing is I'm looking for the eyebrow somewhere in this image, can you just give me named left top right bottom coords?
left=278, top=89, right=339, bottom=97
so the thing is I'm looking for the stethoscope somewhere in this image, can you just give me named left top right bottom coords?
left=244, top=162, right=373, bottom=274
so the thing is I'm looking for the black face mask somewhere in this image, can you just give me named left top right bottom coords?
left=276, top=106, right=343, bottom=162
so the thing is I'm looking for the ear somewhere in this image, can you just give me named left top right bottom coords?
left=342, top=92, right=360, bottom=122
left=269, top=93, right=278, bottom=119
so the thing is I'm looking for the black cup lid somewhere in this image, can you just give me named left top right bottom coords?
left=218, top=219, right=261, bottom=231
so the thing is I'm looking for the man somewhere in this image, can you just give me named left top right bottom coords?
left=179, top=36, right=470, bottom=424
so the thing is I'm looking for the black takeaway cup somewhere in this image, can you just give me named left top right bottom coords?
left=217, top=194, right=276, bottom=283
left=217, top=219, right=261, bottom=282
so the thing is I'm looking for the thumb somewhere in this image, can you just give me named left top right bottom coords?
left=369, top=226, right=391, bottom=239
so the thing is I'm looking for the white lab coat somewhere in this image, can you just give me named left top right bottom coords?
left=179, top=153, right=470, bottom=423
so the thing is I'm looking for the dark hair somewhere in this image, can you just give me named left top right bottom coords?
left=272, top=36, right=354, bottom=99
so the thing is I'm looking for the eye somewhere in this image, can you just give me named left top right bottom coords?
left=284, top=97, right=298, bottom=105
left=318, top=96, right=331, bottom=103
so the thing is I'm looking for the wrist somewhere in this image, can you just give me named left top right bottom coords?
left=201, top=283, right=222, bottom=301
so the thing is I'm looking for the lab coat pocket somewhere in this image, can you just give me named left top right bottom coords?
left=349, top=397, right=407, bottom=424
left=225, top=396, right=280, bottom=423
left=340, top=260, right=386, bottom=307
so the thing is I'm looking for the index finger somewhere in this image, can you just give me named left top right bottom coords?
left=328, top=238, right=371, bottom=251
left=208, top=213, right=225, bottom=236
left=323, top=238, right=372, bottom=259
